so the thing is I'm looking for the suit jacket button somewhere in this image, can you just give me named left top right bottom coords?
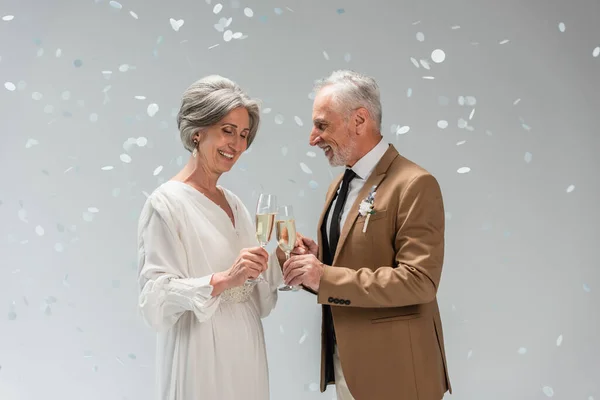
left=334, top=299, right=340, bottom=304
left=345, top=300, right=351, bottom=305
left=328, top=297, right=334, bottom=303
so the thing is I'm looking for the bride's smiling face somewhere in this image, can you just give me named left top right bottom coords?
left=194, top=107, right=250, bottom=174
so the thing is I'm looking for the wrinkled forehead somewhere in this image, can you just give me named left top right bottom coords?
left=312, top=87, right=340, bottom=123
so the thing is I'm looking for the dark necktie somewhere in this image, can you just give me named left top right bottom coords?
left=328, top=168, right=357, bottom=260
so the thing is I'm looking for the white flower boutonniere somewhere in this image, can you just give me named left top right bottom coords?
left=359, top=185, right=377, bottom=233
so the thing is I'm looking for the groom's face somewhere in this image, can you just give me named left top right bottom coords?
left=309, top=87, right=355, bottom=167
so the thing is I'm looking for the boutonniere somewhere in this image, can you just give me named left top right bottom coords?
left=358, top=185, right=377, bottom=233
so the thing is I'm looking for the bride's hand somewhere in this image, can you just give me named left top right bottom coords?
left=223, top=247, right=269, bottom=287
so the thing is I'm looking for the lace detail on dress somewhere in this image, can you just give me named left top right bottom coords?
left=220, top=283, right=254, bottom=304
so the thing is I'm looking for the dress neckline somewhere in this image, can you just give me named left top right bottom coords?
left=166, top=180, right=237, bottom=230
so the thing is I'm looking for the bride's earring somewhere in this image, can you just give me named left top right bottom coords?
left=192, top=139, right=198, bottom=158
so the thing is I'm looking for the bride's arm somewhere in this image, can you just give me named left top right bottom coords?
left=137, top=195, right=220, bottom=332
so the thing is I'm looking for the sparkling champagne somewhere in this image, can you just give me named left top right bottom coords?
left=255, top=213, right=276, bottom=245
left=276, top=219, right=297, bottom=253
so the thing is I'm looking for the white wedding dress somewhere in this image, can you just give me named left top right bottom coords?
left=137, top=181, right=283, bottom=400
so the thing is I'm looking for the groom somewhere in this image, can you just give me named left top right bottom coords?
left=282, top=70, right=452, bottom=400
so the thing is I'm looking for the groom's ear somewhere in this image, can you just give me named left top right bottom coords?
left=353, top=108, right=369, bottom=135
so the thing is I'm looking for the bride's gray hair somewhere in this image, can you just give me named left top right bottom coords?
left=177, top=75, right=261, bottom=152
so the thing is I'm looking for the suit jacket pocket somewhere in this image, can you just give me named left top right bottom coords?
left=356, top=209, right=387, bottom=224
left=371, top=313, right=420, bottom=324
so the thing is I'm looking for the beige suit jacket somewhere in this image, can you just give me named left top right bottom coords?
left=313, top=144, right=452, bottom=400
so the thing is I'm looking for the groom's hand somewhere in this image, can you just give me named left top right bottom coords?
left=283, top=254, right=324, bottom=292
left=291, top=233, right=318, bottom=257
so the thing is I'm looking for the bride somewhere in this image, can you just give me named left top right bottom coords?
left=137, top=75, right=284, bottom=399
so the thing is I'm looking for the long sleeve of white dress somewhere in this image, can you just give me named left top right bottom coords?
left=138, top=194, right=220, bottom=331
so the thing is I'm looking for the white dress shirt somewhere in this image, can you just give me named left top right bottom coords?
left=326, top=138, right=389, bottom=238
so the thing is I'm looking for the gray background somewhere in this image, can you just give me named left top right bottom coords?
left=1, top=0, right=599, bottom=399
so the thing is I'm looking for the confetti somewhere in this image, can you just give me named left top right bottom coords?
left=306, top=151, right=316, bottom=158
left=54, top=243, right=64, bottom=252
left=593, top=47, right=600, bottom=58
left=407, top=88, right=412, bottom=97
left=308, top=383, right=319, bottom=391
left=244, top=7, right=253, bottom=17
left=73, top=59, right=83, bottom=67
left=420, top=59, right=431, bottom=70
left=274, top=8, right=283, bottom=15
left=4, top=82, right=16, bottom=91
left=431, top=49, right=446, bottom=63
left=25, top=138, right=39, bottom=148
left=583, top=283, right=591, bottom=292
left=298, top=329, right=308, bottom=344
left=558, top=22, right=566, bottom=32
left=120, top=154, right=132, bottom=163
left=323, top=51, right=330, bottom=60
left=416, top=32, right=425, bottom=42
left=170, top=18, right=184, bottom=31
left=55, top=48, right=62, bottom=57
left=224, top=30, right=233, bottom=41
left=517, top=347, right=527, bottom=354
left=35, top=225, right=45, bottom=236
left=457, top=167, right=471, bottom=174
left=274, top=114, right=284, bottom=124
left=109, top=1, right=122, bottom=10
left=467, top=350, right=473, bottom=359
left=396, top=126, right=410, bottom=135
left=213, top=3, right=223, bottom=13
left=299, top=163, right=312, bottom=174
left=410, top=57, right=420, bottom=68
left=119, top=64, right=130, bottom=72
left=32, top=92, right=43, bottom=100
left=147, top=103, right=159, bottom=117
left=101, top=166, right=114, bottom=171
left=556, top=334, right=563, bottom=346
left=89, top=113, right=98, bottom=122
left=344, top=53, right=351, bottom=62
left=2, top=15, right=15, bottom=21
left=456, top=140, right=466, bottom=146
left=437, top=120, right=448, bottom=129
left=566, top=185, right=575, bottom=193
left=281, top=146, right=288, bottom=156
left=499, top=39, right=510, bottom=45
left=136, top=137, right=148, bottom=146
left=153, top=166, right=163, bottom=176
left=294, top=116, right=303, bottom=126
left=542, top=386, right=554, bottom=397
left=130, top=11, right=138, bottom=19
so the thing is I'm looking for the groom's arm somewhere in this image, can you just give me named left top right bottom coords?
left=317, top=173, right=445, bottom=308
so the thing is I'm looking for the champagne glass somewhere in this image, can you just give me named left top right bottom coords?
left=246, top=193, right=277, bottom=284
left=276, top=205, right=300, bottom=292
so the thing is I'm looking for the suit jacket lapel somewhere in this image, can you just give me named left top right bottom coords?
left=317, top=173, right=344, bottom=261
left=332, top=145, right=399, bottom=265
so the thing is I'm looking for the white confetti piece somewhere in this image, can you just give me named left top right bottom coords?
left=469, top=109, right=476, bottom=120
left=134, top=95, right=146, bottom=100
left=556, top=334, right=563, bottom=346
left=513, top=98, right=521, bottom=105
left=153, top=165, right=163, bottom=176
left=244, top=7, right=253, bottom=17
left=499, top=39, right=510, bottom=44
left=89, top=113, right=98, bottom=122
left=279, top=325, right=284, bottom=334
left=558, top=22, right=565, bottom=32
left=466, top=96, right=477, bottom=106
left=109, top=1, right=122, bottom=10
left=300, top=163, right=312, bottom=174
left=208, top=43, right=219, bottom=50
left=213, top=3, right=223, bottom=13
left=407, top=88, right=413, bottom=97
left=517, top=347, right=527, bottom=354
left=410, top=57, right=420, bottom=68
left=120, top=154, right=132, bottom=163
left=344, top=53, right=351, bottom=62
left=467, top=350, right=473, bottom=359
left=54, top=243, right=64, bottom=252
left=32, top=92, right=43, bottom=100
left=82, top=212, right=94, bottom=222
left=524, top=152, right=532, bottom=163
left=262, top=108, right=272, bottom=114
left=112, top=188, right=121, bottom=197
left=4, top=82, right=16, bottom=91
left=566, top=185, right=575, bottom=193
left=457, top=167, right=471, bottom=174
left=396, top=126, right=410, bottom=135
left=294, top=116, right=303, bottom=126
left=298, top=330, right=308, bottom=344
left=456, top=140, right=466, bottom=146
left=308, top=383, right=319, bottom=391
left=169, top=18, right=184, bottom=31
left=2, top=15, right=15, bottom=21
left=101, top=166, right=114, bottom=171
left=25, top=138, right=39, bottom=148
left=416, top=32, right=425, bottom=42
left=458, top=118, right=468, bottom=129
left=147, top=103, right=159, bottom=117
left=136, top=137, right=148, bottom=146
left=323, top=51, right=330, bottom=60
left=274, top=114, right=284, bottom=124
left=437, top=120, right=448, bottom=129
left=18, top=208, right=28, bottom=223
left=451, top=25, right=461, bottom=29
left=306, top=151, right=316, bottom=158
left=542, top=386, right=554, bottom=397
left=422, top=76, right=435, bottom=80
left=281, top=147, right=288, bottom=156
left=431, top=49, right=446, bottom=63
left=130, top=11, right=138, bottom=19
left=420, top=59, right=431, bottom=70
left=88, top=207, right=99, bottom=213
left=593, top=47, right=600, bottom=58
left=101, top=70, right=112, bottom=80
left=583, top=283, right=591, bottom=292
left=116, top=356, right=125, bottom=365
left=223, top=30, right=233, bottom=41
left=232, top=32, right=243, bottom=39
left=55, top=48, right=62, bottom=57
left=35, top=225, right=45, bottom=236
